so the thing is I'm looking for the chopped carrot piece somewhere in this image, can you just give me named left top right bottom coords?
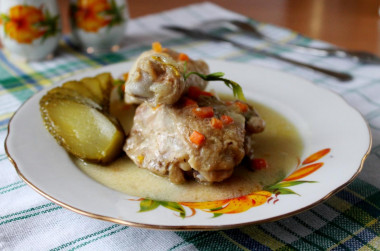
left=178, top=53, right=189, bottom=61
left=235, top=101, right=249, bottom=112
left=221, top=115, right=234, bottom=125
left=152, top=104, right=161, bottom=111
left=183, top=98, right=198, bottom=107
left=192, top=107, right=214, bottom=118
left=122, top=104, right=131, bottom=110
left=123, top=72, right=129, bottom=81
left=120, top=84, right=125, bottom=92
left=152, top=41, right=162, bottom=52
left=251, top=158, right=268, bottom=170
left=137, top=155, right=145, bottom=164
left=190, top=131, right=205, bottom=146
left=187, top=86, right=213, bottom=99
left=225, top=101, right=233, bottom=106
left=200, top=91, right=213, bottom=97
left=187, top=86, right=202, bottom=99
left=211, top=117, right=223, bottom=129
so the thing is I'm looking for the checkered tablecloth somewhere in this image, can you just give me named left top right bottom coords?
left=1, top=2, right=379, bottom=250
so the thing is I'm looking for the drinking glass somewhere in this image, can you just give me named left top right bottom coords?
left=69, top=0, right=128, bottom=54
left=0, top=0, right=60, bottom=61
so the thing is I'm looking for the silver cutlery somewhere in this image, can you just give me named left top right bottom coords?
left=163, top=25, right=353, bottom=82
left=222, top=19, right=380, bottom=64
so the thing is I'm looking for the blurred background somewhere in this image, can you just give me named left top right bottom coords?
left=59, top=0, right=380, bottom=55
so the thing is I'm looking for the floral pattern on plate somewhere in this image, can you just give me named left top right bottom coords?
left=133, top=148, right=331, bottom=218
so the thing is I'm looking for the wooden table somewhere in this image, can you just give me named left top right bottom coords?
left=59, top=0, right=380, bottom=56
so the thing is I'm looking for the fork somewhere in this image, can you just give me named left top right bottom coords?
left=163, top=25, right=353, bottom=82
left=205, top=19, right=380, bottom=64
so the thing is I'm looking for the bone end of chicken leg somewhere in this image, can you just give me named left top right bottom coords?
left=124, top=49, right=209, bottom=107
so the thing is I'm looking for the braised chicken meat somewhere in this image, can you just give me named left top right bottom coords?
left=124, top=43, right=265, bottom=184
left=125, top=93, right=265, bottom=184
left=124, top=48, right=209, bottom=107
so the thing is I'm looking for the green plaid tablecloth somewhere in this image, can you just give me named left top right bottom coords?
left=1, top=2, right=379, bottom=250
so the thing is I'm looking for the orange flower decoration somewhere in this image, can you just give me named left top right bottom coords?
left=72, top=0, right=125, bottom=32
left=74, top=0, right=111, bottom=32
left=3, top=5, right=45, bottom=44
left=133, top=148, right=331, bottom=218
left=1, top=5, right=59, bottom=44
left=181, top=191, right=272, bottom=214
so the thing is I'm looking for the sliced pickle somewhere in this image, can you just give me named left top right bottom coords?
left=41, top=87, right=102, bottom=110
left=40, top=72, right=126, bottom=163
left=62, top=80, right=103, bottom=105
left=95, top=72, right=113, bottom=93
left=95, top=72, right=113, bottom=111
left=40, top=98, right=125, bottom=164
left=81, top=77, right=105, bottom=106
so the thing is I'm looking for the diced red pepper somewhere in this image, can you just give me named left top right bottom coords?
left=251, top=158, right=268, bottom=170
left=178, top=53, right=189, bottom=61
left=192, top=107, right=214, bottom=118
left=190, top=131, right=205, bottom=146
left=220, top=115, right=234, bottom=125
left=210, top=117, right=223, bottom=129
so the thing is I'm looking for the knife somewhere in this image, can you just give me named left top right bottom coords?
left=163, top=25, right=353, bottom=82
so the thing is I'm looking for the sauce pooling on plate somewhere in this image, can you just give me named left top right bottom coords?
left=74, top=97, right=304, bottom=202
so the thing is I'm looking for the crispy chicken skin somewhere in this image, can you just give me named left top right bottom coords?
left=124, top=48, right=209, bottom=107
left=124, top=95, right=265, bottom=184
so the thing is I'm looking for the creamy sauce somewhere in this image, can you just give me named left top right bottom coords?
left=75, top=99, right=303, bottom=202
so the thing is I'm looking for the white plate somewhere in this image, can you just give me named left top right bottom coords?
left=5, top=60, right=372, bottom=230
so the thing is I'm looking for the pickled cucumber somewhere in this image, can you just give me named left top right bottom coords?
left=81, top=77, right=106, bottom=107
left=40, top=98, right=124, bottom=163
left=96, top=72, right=113, bottom=94
left=62, top=80, right=103, bottom=105
left=95, top=72, right=113, bottom=110
left=42, top=87, right=102, bottom=110
left=39, top=72, right=126, bottom=164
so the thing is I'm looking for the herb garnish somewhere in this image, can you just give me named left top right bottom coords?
left=113, top=79, right=125, bottom=100
left=182, top=62, right=246, bottom=101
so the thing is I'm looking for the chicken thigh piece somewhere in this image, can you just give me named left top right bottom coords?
left=124, top=48, right=209, bottom=107
left=124, top=95, right=265, bottom=184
